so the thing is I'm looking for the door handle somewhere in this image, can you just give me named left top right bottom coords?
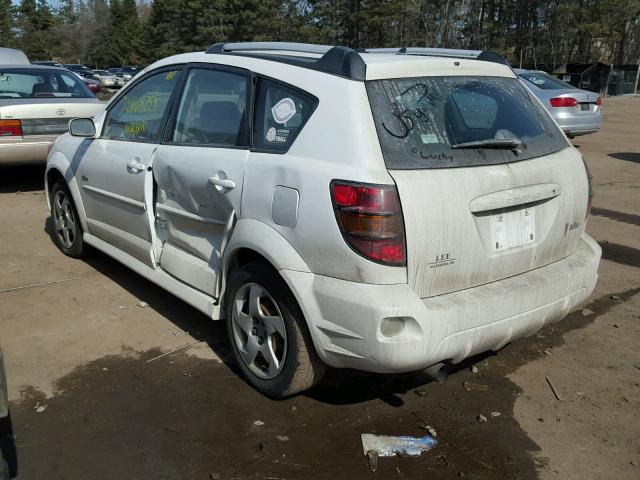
left=208, top=176, right=236, bottom=191
left=127, top=159, right=146, bottom=173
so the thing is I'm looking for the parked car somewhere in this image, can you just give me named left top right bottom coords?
left=62, top=64, right=98, bottom=80
left=516, top=69, right=602, bottom=138
left=0, top=51, right=103, bottom=165
left=92, top=69, right=124, bottom=88
left=67, top=71, right=101, bottom=94
left=45, top=43, right=601, bottom=397
left=107, top=68, right=133, bottom=82
left=0, top=346, right=9, bottom=480
left=32, top=60, right=64, bottom=68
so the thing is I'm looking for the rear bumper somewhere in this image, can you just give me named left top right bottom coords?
left=0, top=136, right=57, bottom=164
left=554, top=111, right=602, bottom=136
left=283, top=234, right=601, bottom=373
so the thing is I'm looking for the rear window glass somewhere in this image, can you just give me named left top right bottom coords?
left=0, top=68, right=93, bottom=98
left=519, top=72, right=574, bottom=90
left=366, top=76, right=568, bottom=169
left=253, top=78, right=317, bottom=152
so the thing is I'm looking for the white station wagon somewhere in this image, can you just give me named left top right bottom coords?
left=45, top=43, right=601, bottom=397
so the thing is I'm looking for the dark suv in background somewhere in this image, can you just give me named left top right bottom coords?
left=62, top=64, right=98, bottom=80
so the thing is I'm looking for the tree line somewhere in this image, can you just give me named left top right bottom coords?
left=1, top=0, right=639, bottom=69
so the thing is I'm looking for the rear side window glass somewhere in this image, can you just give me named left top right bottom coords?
left=366, top=76, right=568, bottom=169
left=253, top=78, right=316, bottom=152
left=103, top=69, right=181, bottom=142
left=172, top=68, right=248, bottom=146
left=0, top=68, right=93, bottom=98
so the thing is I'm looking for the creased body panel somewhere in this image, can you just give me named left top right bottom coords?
left=390, top=147, right=588, bottom=298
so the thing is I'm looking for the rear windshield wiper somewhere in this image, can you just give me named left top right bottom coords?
left=451, top=138, right=522, bottom=149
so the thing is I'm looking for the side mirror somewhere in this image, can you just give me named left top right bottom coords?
left=69, top=118, right=96, bottom=138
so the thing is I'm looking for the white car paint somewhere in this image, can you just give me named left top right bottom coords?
left=45, top=46, right=601, bottom=378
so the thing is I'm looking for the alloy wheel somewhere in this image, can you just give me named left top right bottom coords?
left=52, top=189, right=77, bottom=249
left=231, top=283, right=288, bottom=379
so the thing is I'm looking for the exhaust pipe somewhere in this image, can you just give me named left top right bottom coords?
left=423, top=362, right=449, bottom=383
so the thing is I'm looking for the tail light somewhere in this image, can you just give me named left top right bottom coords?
left=550, top=97, right=577, bottom=108
left=596, top=97, right=603, bottom=106
left=331, top=180, right=406, bottom=266
left=581, top=157, right=593, bottom=220
left=0, top=119, right=22, bottom=137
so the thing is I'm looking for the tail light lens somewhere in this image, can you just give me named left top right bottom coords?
left=331, top=180, right=406, bottom=266
left=596, top=97, right=603, bottom=106
left=550, top=97, right=577, bottom=108
left=581, top=157, right=593, bottom=220
left=0, top=119, right=22, bottom=137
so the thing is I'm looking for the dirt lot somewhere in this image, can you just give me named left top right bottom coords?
left=0, top=97, right=638, bottom=480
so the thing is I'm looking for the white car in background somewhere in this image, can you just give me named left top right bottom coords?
left=92, top=69, right=125, bottom=88
left=45, top=43, right=601, bottom=397
left=0, top=48, right=103, bottom=165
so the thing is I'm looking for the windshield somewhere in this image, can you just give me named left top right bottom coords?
left=0, top=68, right=94, bottom=98
left=519, top=72, right=575, bottom=90
left=366, top=76, right=568, bottom=169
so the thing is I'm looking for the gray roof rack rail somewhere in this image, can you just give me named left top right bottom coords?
left=365, top=47, right=510, bottom=66
left=206, top=42, right=367, bottom=81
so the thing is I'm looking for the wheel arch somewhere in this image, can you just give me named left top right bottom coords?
left=220, top=218, right=311, bottom=313
left=45, top=152, right=89, bottom=232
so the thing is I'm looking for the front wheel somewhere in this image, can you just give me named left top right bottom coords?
left=49, top=180, right=87, bottom=258
left=225, top=261, right=326, bottom=397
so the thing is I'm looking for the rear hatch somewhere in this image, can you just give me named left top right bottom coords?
left=366, top=75, right=590, bottom=298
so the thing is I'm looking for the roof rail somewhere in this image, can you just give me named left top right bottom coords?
left=206, top=42, right=367, bottom=81
left=365, top=47, right=510, bottom=66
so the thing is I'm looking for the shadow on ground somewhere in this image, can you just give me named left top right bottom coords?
left=608, top=152, right=640, bottom=164
left=0, top=165, right=45, bottom=194
left=591, top=207, right=640, bottom=227
left=599, top=241, right=640, bottom=269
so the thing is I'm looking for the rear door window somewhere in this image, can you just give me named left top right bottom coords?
left=171, top=67, right=248, bottom=146
left=253, top=78, right=317, bottom=152
left=366, top=76, right=569, bottom=169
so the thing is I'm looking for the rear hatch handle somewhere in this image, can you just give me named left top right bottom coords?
left=469, top=183, right=561, bottom=214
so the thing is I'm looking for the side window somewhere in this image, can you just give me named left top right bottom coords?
left=253, top=78, right=316, bottom=152
left=172, top=68, right=248, bottom=146
left=103, top=69, right=181, bottom=142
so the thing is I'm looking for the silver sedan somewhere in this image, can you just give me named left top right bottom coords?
left=516, top=69, right=602, bottom=138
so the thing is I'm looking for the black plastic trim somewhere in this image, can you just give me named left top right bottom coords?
left=206, top=44, right=367, bottom=81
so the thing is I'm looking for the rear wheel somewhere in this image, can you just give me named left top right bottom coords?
left=50, top=180, right=87, bottom=258
left=225, top=261, right=326, bottom=397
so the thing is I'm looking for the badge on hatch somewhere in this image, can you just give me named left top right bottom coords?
left=429, top=252, right=456, bottom=269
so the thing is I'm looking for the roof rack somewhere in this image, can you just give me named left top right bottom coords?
left=205, top=43, right=511, bottom=81
left=206, top=42, right=367, bottom=81
left=365, top=47, right=510, bottom=66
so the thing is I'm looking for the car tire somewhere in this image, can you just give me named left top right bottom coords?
left=0, top=449, right=8, bottom=480
left=225, top=261, right=326, bottom=398
left=50, top=180, right=87, bottom=258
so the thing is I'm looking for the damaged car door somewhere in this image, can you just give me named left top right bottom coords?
left=151, top=65, right=250, bottom=297
left=77, top=67, right=183, bottom=266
